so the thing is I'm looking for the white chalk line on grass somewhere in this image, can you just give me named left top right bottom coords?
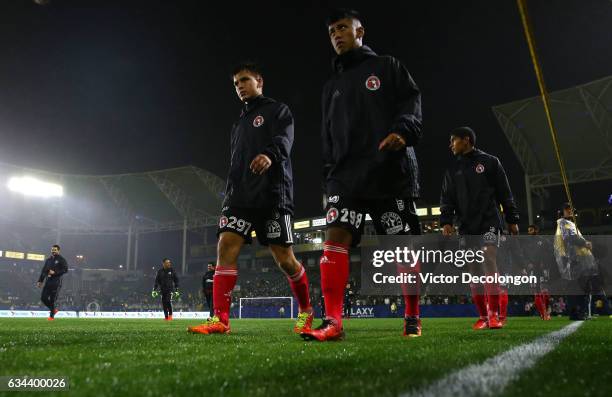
left=402, top=321, right=584, bottom=397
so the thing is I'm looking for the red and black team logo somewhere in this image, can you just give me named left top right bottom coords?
left=253, top=115, right=264, bottom=127
left=365, top=75, right=381, bottom=91
left=219, top=216, right=229, bottom=228
left=326, top=207, right=339, bottom=224
left=475, top=163, right=485, bottom=174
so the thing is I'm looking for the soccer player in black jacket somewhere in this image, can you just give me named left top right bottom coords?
left=37, top=244, right=68, bottom=321
left=188, top=63, right=313, bottom=336
left=440, top=127, right=519, bottom=330
left=153, top=258, right=179, bottom=321
left=202, top=262, right=215, bottom=317
left=301, top=9, right=423, bottom=342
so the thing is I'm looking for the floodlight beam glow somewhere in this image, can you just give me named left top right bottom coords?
left=7, top=176, right=64, bottom=198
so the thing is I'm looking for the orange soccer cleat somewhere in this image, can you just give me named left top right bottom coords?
left=187, top=316, right=230, bottom=335
left=472, top=318, right=488, bottom=330
left=488, top=311, right=503, bottom=329
left=47, top=317, right=54, bottom=321
left=300, top=319, right=344, bottom=341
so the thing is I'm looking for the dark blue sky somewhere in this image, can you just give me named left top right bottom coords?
left=1, top=0, right=611, bottom=218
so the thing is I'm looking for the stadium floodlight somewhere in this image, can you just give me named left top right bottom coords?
left=7, top=176, right=63, bottom=198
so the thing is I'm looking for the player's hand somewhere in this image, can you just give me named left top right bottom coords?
left=37, top=282, right=42, bottom=288
left=378, top=132, right=406, bottom=151
left=508, top=224, right=519, bottom=235
left=250, top=154, right=272, bottom=175
left=151, top=290, right=159, bottom=298
left=442, top=224, right=455, bottom=236
left=48, top=269, right=55, bottom=275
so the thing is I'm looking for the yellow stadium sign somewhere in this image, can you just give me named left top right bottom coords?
left=293, top=220, right=310, bottom=229
left=5, top=251, right=25, bottom=259
left=27, top=253, right=45, bottom=261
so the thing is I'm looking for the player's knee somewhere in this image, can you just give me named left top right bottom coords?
left=326, top=227, right=352, bottom=246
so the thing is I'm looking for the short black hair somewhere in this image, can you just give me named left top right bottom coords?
left=207, top=262, right=215, bottom=266
left=326, top=8, right=362, bottom=27
left=162, top=258, right=171, bottom=263
left=451, top=126, right=476, bottom=146
left=52, top=244, right=60, bottom=250
left=528, top=224, right=540, bottom=231
left=231, top=62, right=263, bottom=80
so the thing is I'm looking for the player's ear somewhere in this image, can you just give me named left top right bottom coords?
left=257, top=76, right=263, bottom=89
left=356, top=25, right=365, bottom=40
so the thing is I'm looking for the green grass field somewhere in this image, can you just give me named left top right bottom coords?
left=0, top=317, right=610, bottom=397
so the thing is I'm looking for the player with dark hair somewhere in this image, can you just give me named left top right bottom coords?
left=202, top=262, right=215, bottom=317
left=37, top=244, right=69, bottom=321
left=440, top=126, right=520, bottom=330
left=153, top=258, right=179, bottom=321
left=301, top=9, right=423, bottom=341
left=188, top=62, right=313, bottom=336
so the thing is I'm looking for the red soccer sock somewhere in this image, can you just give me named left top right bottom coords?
left=470, top=283, right=488, bottom=318
left=542, top=292, right=550, bottom=314
left=319, top=241, right=349, bottom=326
left=398, top=263, right=421, bottom=318
left=484, top=274, right=500, bottom=316
left=534, top=293, right=546, bottom=318
left=213, top=265, right=238, bottom=325
left=499, top=287, right=509, bottom=319
left=287, top=264, right=312, bottom=312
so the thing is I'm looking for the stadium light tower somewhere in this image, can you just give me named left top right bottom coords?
left=7, top=176, right=64, bottom=198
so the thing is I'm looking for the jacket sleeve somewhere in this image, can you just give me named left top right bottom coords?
left=38, top=263, right=48, bottom=283
left=262, top=104, right=294, bottom=165
left=173, top=271, right=179, bottom=289
left=56, top=257, right=69, bottom=277
left=439, top=170, right=456, bottom=226
left=153, top=271, right=160, bottom=291
left=493, top=157, right=520, bottom=225
left=321, top=85, right=334, bottom=186
left=389, top=57, right=423, bottom=146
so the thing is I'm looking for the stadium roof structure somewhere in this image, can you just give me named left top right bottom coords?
left=0, top=163, right=225, bottom=235
left=492, top=75, right=612, bottom=223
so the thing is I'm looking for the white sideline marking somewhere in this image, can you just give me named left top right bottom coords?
left=402, top=321, right=584, bottom=397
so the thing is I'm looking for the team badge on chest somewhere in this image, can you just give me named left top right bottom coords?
left=253, top=115, right=265, bottom=127
left=365, top=75, right=381, bottom=91
left=475, top=163, right=485, bottom=174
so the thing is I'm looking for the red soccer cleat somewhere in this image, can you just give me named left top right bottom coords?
left=403, top=316, right=422, bottom=337
left=47, top=317, right=54, bottom=321
left=187, top=316, right=230, bottom=335
left=472, top=318, right=488, bottom=330
left=300, top=319, right=344, bottom=341
left=488, top=312, right=503, bottom=329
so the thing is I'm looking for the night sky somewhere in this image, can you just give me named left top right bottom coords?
left=1, top=0, right=611, bottom=219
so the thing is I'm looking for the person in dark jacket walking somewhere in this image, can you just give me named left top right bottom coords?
left=202, top=262, right=215, bottom=317
left=301, top=8, right=423, bottom=342
left=153, top=258, right=179, bottom=321
left=37, top=244, right=69, bottom=321
left=440, top=126, right=519, bottom=330
left=188, top=62, right=313, bottom=336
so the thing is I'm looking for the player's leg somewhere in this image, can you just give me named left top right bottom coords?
left=301, top=196, right=361, bottom=341
left=162, top=292, right=171, bottom=320
left=188, top=209, right=251, bottom=334
left=371, top=198, right=422, bottom=337
left=46, top=279, right=61, bottom=319
left=268, top=244, right=314, bottom=333
left=468, top=255, right=488, bottom=330
left=482, top=236, right=502, bottom=328
left=499, top=285, right=509, bottom=325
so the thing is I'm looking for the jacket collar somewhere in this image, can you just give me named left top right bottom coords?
left=332, top=45, right=378, bottom=73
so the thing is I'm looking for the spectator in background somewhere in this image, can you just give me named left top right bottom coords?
left=202, top=262, right=215, bottom=317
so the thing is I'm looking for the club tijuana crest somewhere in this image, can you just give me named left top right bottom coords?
left=365, top=75, right=381, bottom=91
left=253, top=115, right=264, bottom=127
